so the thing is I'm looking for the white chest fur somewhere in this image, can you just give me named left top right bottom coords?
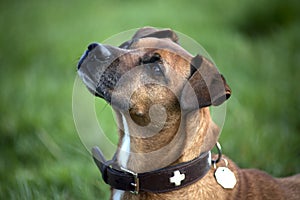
left=118, top=114, right=131, bottom=168
left=112, top=189, right=124, bottom=200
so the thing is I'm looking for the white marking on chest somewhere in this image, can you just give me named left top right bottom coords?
left=118, top=114, right=131, bottom=168
left=112, top=189, right=124, bottom=200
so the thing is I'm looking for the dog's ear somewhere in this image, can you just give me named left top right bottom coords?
left=180, top=55, right=231, bottom=110
left=132, top=27, right=178, bottom=43
left=119, top=27, right=178, bottom=49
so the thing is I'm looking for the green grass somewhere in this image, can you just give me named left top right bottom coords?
left=0, top=0, right=299, bottom=199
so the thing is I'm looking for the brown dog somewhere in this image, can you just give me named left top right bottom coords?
left=77, top=27, right=300, bottom=200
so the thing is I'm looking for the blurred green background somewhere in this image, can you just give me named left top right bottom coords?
left=0, top=0, right=299, bottom=199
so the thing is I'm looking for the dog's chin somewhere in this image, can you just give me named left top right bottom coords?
left=93, top=89, right=131, bottom=112
left=78, top=71, right=115, bottom=104
left=77, top=75, right=105, bottom=103
left=83, top=85, right=106, bottom=101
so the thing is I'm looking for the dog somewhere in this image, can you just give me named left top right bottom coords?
left=77, top=27, right=300, bottom=200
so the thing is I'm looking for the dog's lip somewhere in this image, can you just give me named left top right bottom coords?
left=78, top=70, right=102, bottom=96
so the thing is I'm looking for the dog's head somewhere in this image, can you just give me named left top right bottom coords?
left=78, top=27, right=230, bottom=116
left=77, top=27, right=231, bottom=171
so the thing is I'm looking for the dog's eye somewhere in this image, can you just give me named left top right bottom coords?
left=141, top=53, right=161, bottom=64
left=148, top=53, right=161, bottom=63
left=150, top=63, right=163, bottom=76
left=142, top=53, right=165, bottom=77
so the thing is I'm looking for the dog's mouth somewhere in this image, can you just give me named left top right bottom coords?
left=94, top=59, right=122, bottom=102
left=77, top=43, right=126, bottom=103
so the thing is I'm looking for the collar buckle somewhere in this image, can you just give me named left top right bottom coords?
left=121, top=167, right=140, bottom=194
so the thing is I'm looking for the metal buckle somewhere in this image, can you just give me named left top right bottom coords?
left=121, top=167, right=140, bottom=194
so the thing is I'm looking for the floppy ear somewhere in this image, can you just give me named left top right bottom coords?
left=119, top=27, right=178, bottom=49
left=180, top=55, right=231, bottom=110
left=132, top=27, right=178, bottom=42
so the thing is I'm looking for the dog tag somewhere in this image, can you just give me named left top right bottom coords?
left=215, top=167, right=237, bottom=189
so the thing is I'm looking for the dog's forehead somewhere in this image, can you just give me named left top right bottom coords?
left=129, top=37, right=193, bottom=62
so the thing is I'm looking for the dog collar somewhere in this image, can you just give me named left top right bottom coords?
left=92, top=146, right=211, bottom=194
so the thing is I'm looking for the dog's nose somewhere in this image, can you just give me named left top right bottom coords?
left=78, top=43, right=112, bottom=70
left=88, top=43, right=99, bottom=51
left=78, top=43, right=99, bottom=69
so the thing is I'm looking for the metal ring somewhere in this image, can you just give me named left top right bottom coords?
left=221, top=158, right=228, bottom=167
left=211, top=142, right=222, bottom=166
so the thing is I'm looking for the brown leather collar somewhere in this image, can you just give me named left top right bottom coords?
left=92, top=147, right=211, bottom=194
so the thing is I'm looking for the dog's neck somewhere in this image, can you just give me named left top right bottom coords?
left=114, top=107, right=218, bottom=173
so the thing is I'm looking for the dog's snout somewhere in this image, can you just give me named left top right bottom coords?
left=77, top=43, right=99, bottom=70
left=77, top=43, right=112, bottom=70
left=94, top=44, right=112, bottom=60
left=88, top=43, right=99, bottom=51
left=77, top=51, right=87, bottom=70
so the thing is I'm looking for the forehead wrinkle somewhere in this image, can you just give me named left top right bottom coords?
left=132, top=38, right=193, bottom=61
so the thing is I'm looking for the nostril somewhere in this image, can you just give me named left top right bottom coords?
left=78, top=43, right=112, bottom=70
left=88, top=43, right=99, bottom=51
left=77, top=43, right=99, bottom=70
